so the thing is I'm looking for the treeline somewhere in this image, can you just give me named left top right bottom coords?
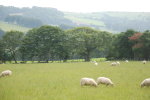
left=5, top=15, right=43, bottom=28
left=0, top=26, right=150, bottom=63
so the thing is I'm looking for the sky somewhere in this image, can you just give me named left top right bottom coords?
left=0, top=0, right=150, bottom=12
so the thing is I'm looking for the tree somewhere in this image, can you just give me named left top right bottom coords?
left=110, top=29, right=136, bottom=59
left=19, top=28, right=38, bottom=61
left=2, top=30, right=24, bottom=63
left=21, top=25, right=66, bottom=62
left=139, top=30, right=150, bottom=60
left=67, top=27, right=107, bottom=61
left=128, top=32, right=143, bottom=59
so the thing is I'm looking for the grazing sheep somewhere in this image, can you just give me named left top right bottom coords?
left=80, top=77, right=97, bottom=87
left=91, top=61, right=98, bottom=66
left=125, top=60, right=129, bottom=62
left=116, top=61, right=120, bottom=65
left=97, top=77, right=114, bottom=86
left=94, top=62, right=98, bottom=66
left=0, top=70, right=12, bottom=78
left=142, top=60, right=147, bottom=64
left=141, top=78, right=150, bottom=87
left=111, top=62, right=117, bottom=66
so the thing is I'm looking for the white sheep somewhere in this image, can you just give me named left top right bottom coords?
left=125, top=60, right=129, bottom=62
left=94, top=62, right=98, bottom=66
left=80, top=77, right=97, bottom=87
left=91, top=61, right=98, bottom=66
left=111, top=62, right=117, bottom=66
left=140, top=78, right=150, bottom=87
left=142, top=60, right=147, bottom=64
left=97, top=77, right=114, bottom=86
left=0, top=70, right=12, bottom=78
left=116, top=61, right=120, bottom=65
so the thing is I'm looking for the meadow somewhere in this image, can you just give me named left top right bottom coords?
left=0, top=21, right=29, bottom=32
left=0, top=61, right=150, bottom=100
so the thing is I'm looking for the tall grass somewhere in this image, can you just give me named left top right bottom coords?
left=0, top=61, right=150, bottom=100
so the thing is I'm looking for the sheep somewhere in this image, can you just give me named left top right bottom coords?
left=94, top=62, right=98, bottom=66
left=140, top=78, right=150, bottom=87
left=125, top=60, right=129, bottom=62
left=0, top=70, right=12, bottom=78
left=111, top=62, right=117, bottom=66
left=91, top=61, right=98, bottom=66
left=97, top=77, right=114, bottom=86
left=116, top=61, right=120, bottom=65
left=80, top=77, right=97, bottom=87
left=142, top=60, right=147, bottom=64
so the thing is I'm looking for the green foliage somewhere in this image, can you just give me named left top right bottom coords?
left=66, top=27, right=111, bottom=61
left=0, top=62, right=150, bottom=100
left=110, top=29, right=136, bottom=59
left=2, top=31, right=24, bottom=63
left=20, top=25, right=67, bottom=62
left=138, top=31, right=150, bottom=59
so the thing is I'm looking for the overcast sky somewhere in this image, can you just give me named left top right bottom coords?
left=0, top=0, right=150, bottom=12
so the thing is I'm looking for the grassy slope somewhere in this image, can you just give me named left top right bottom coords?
left=64, top=12, right=105, bottom=27
left=0, top=61, right=150, bottom=100
left=65, top=16, right=105, bottom=26
left=64, top=12, right=150, bottom=33
left=0, top=21, right=30, bottom=32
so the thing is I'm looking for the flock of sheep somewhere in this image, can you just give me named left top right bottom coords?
left=84, top=60, right=149, bottom=87
left=0, top=60, right=149, bottom=88
left=80, top=77, right=150, bottom=88
left=81, top=77, right=114, bottom=87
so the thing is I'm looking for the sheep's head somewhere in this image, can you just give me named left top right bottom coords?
left=140, top=83, right=145, bottom=88
left=110, top=83, right=114, bottom=87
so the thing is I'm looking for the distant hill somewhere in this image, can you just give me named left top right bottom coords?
left=1, top=5, right=150, bottom=32
left=64, top=12, right=150, bottom=32
left=0, top=21, right=29, bottom=32
left=0, top=5, right=75, bottom=29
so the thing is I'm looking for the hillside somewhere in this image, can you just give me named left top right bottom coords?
left=0, top=5, right=75, bottom=29
left=1, top=5, right=150, bottom=32
left=64, top=12, right=150, bottom=32
left=0, top=21, right=30, bottom=32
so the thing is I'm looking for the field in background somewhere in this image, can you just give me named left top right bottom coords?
left=0, top=61, right=150, bottom=100
left=0, top=21, right=30, bottom=32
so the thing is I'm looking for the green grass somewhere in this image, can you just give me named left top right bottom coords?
left=0, top=61, right=150, bottom=100
left=0, top=21, right=30, bottom=32
left=64, top=15, right=105, bottom=26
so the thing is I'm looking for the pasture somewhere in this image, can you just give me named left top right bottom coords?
left=0, top=61, right=150, bottom=100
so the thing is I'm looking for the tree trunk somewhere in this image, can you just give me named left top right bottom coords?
left=84, top=51, right=90, bottom=62
left=12, top=51, right=17, bottom=63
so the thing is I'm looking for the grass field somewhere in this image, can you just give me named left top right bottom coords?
left=64, top=16, right=105, bottom=26
left=0, top=21, right=30, bottom=32
left=0, top=61, right=150, bottom=100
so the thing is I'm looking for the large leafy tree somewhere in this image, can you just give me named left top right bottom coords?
left=2, top=30, right=24, bottom=63
left=20, top=25, right=67, bottom=62
left=107, top=29, right=136, bottom=60
left=67, top=27, right=109, bottom=61
left=19, top=28, right=38, bottom=61
left=139, top=30, right=150, bottom=60
left=128, top=32, right=143, bottom=59
left=114, top=29, right=136, bottom=59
